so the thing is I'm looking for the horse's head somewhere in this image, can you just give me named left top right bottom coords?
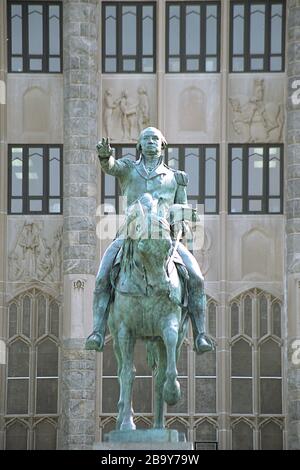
left=127, top=194, right=172, bottom=263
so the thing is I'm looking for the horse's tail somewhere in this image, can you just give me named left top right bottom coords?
left=146, top=340, right=158, bottom=371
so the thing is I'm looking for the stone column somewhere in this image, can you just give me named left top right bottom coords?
left=286, top=0, right=300, bottom=451
left=0, top=0, right=7, bottom=451
left=59, top=0, right=99, bottom=450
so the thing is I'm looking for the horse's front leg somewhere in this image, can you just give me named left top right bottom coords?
left=162, top=322, right=181, bottom=406
left=153, top=340, right=167, bottom=429
left=118, top=326, right=136, bottom=431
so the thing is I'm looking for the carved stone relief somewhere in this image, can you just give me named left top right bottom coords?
left=102, top=86, right=152, bottom=141
left=8, top=220, right=62, bottom=282
left=229, top=78, right=283, bottom=143
left=198, top=229, right=212, bottom=276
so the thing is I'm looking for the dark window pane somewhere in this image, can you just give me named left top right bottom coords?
left=105, top=6, right=116, bottom=55
left=29, top=199, right=43, bottom=212
left=272, top=302, right=281, bottom=337
left=231, top=148, right=243, bottom=196
left=105, top=174, right=115, bottom=196
left=104, top=198, right=116, bottom=214
left=232, top=57, right=244, bottom=71
left=231, top=339, right=252, bottom=377
left=269, top=198, right=281, bottom=213
left=122, top=6, right=136, bottom=55
left=167, top=147, right=179, bottom=169
left=29, top=58, right=43, bottom=71
left=208, top=302, right=216, bottom=337
left=168, top=58, right=180, bottom=72
left=205, top=199, right=216, bottom=213
left=11, top=148, right=23, bottom=196
left=37, top=297, right=46, bottom=338
left=49, top=58, right=61, bottom=72
left=132, top=378, right=152, bottom=413
left=28, top=5, right=43, bottom=55
left=123, top=59, right=136, bottom=71
left=186, top=58, right=200, bottom=71
left=36, top=378, right=58, bottom=414
left=260, top=378, right=282, bottom=414
left=248, top=148, right=263, bottom=196
left=186, top=6, right=201, bottom=55
left=142, top=6, right=153, bottom=55
left=105, top=58, right=117, bottom=72
left=270, top=56, right=282, bottom=71
left=7, top=379, right=29, bottom=414
left=22, top=296, right=31, bottom=338
left=169, top=6, right=180, bottom=55
left=134, top=340, right=152, bottom=376
left=271, top=5, right=282, bottom=54
left=49, top=148, right=61, bottom=196
left=11, top=57, right=23, bottom=72
left=142, top=57, right=153, bottom=72
left=250, top=4, right=265, bottom=55
left=37, top=339, right=58, bottom=377
left=232, top=421, right=253, bottom=450
left=9, top=303, right=18, bottom=338
left=269, top=148, right=281, bottom=196
left=205, top=148, right=216, bottom=196
left=206, top=6, right=217, bottom=54
left=195, top=378, right=216, bottom=413
left=8, top=340, right=29, bottom=377
left=249, top=200, right=262, bottom=212
left=232, top=378, right=253, bottom=413
left=205, top=57, right=217, bottom=72
left=11, top=4, right=23, bottom=54
left=233, top=5, right=244, bottom=55
left=102, top=378, right=119, bottom=413
left=231, top=198, right=242, bottom=213
left=250, top=58, right=264, bottom=70
left=34, top=421, right=57, bottom=450
left=6, top=422, right=28, bottom=450
left=231, top=303, right=239, bottom=337
left=259, top=295, right=268, bottom=338
left=49, top=199, right=61, bottom=213
left=244, top=296, right=252, bottom=337
left=102, top=341, right=118, bottom=376
left=49, top=6, right=60, bottom=55
left=260, top=421, right=283, bottom=450
left=50, top=302, right=59, bottom=338
left=185, top=148, right=199, bottom=195
left=11, top=199, right=23, bottom=213
left=260, top=340, right=281, bottom=377
left=195, top=349, right=216, bottom=377
left=28, top=148, right=43, bottom=196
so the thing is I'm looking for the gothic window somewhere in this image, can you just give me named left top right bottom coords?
left=229, top=145, right=283, bottom=214
left=166, top=2, right=221, bottom=73
left=229, top=289, right=283, bottom=450
left=102, top=2, right=156, bottom=73
left=5, top=289, right=60, bottom=450
left=8, top=2, right=63, bottom=73
left=230, top=1, right=285, bottom=72
left=8, top=145, right=63, bottom=214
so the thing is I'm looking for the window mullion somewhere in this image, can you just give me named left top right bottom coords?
left=264, top=1, right=271, bottom=71
left=201, top=3, right=207, bottom=73
left=180, top=4, right=185, bottom=72
left=44, top=3, right=49, bottom=73
left=263, top=145, right=269, bottom=213
left=245, top=1, right=250, bottom=71
left=243, top=145, right=248, bottom=213
left=23, top=3, right=29, bottom=72
left=137, top=4, right=142, bottom=72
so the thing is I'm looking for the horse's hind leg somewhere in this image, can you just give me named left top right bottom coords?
left=112, top=336, right=124, bottom=430
left=162, top=324, right=181, bottom=406
left=153, top=340, right=167, bottom=429
left=118, top=326, right=136, bottom=430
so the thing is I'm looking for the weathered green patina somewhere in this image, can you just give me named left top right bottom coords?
left=86, top=127, right=213, bottom=431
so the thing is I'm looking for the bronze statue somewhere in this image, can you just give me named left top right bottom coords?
left=86, top=127, right=213, bottom=430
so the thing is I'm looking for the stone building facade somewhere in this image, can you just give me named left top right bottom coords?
left=0, top=0, right=299, bottom=450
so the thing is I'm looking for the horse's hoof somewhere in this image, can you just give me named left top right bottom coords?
left=194, top=334, right=214, bottom=354
left=120, top=419, right=136, bottom=431
left=85, top=332, right=104, bottom=352
left=163, top=379, right=181, bottom=406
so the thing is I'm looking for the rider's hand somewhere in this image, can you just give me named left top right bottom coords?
left=96, top=137, right=113, bottom=159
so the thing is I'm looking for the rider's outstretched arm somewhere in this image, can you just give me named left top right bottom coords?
left=97, top=137, right=132, bottom=177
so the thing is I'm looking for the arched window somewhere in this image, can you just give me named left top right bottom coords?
left=5, top=289, right=60, bottom=449
left=229, top=288, right=283, bottom=449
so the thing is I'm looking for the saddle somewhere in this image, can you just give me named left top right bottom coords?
left=110, top=244, right=189, bottom=308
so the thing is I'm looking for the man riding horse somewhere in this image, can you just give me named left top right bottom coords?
left=86, top=127, right=212, bottom=354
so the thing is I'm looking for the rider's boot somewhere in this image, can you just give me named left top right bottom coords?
left=85, top=288, right=110, bottom=352
left=188, top=291, right=214, bottom=354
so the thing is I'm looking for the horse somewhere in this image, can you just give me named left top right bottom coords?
left=107, top=194, right=189, bottom=430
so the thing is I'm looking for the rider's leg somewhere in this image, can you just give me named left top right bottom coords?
left=85, top=238, right=123, bottom=351
left=177, top=243, right=212, bottom=353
